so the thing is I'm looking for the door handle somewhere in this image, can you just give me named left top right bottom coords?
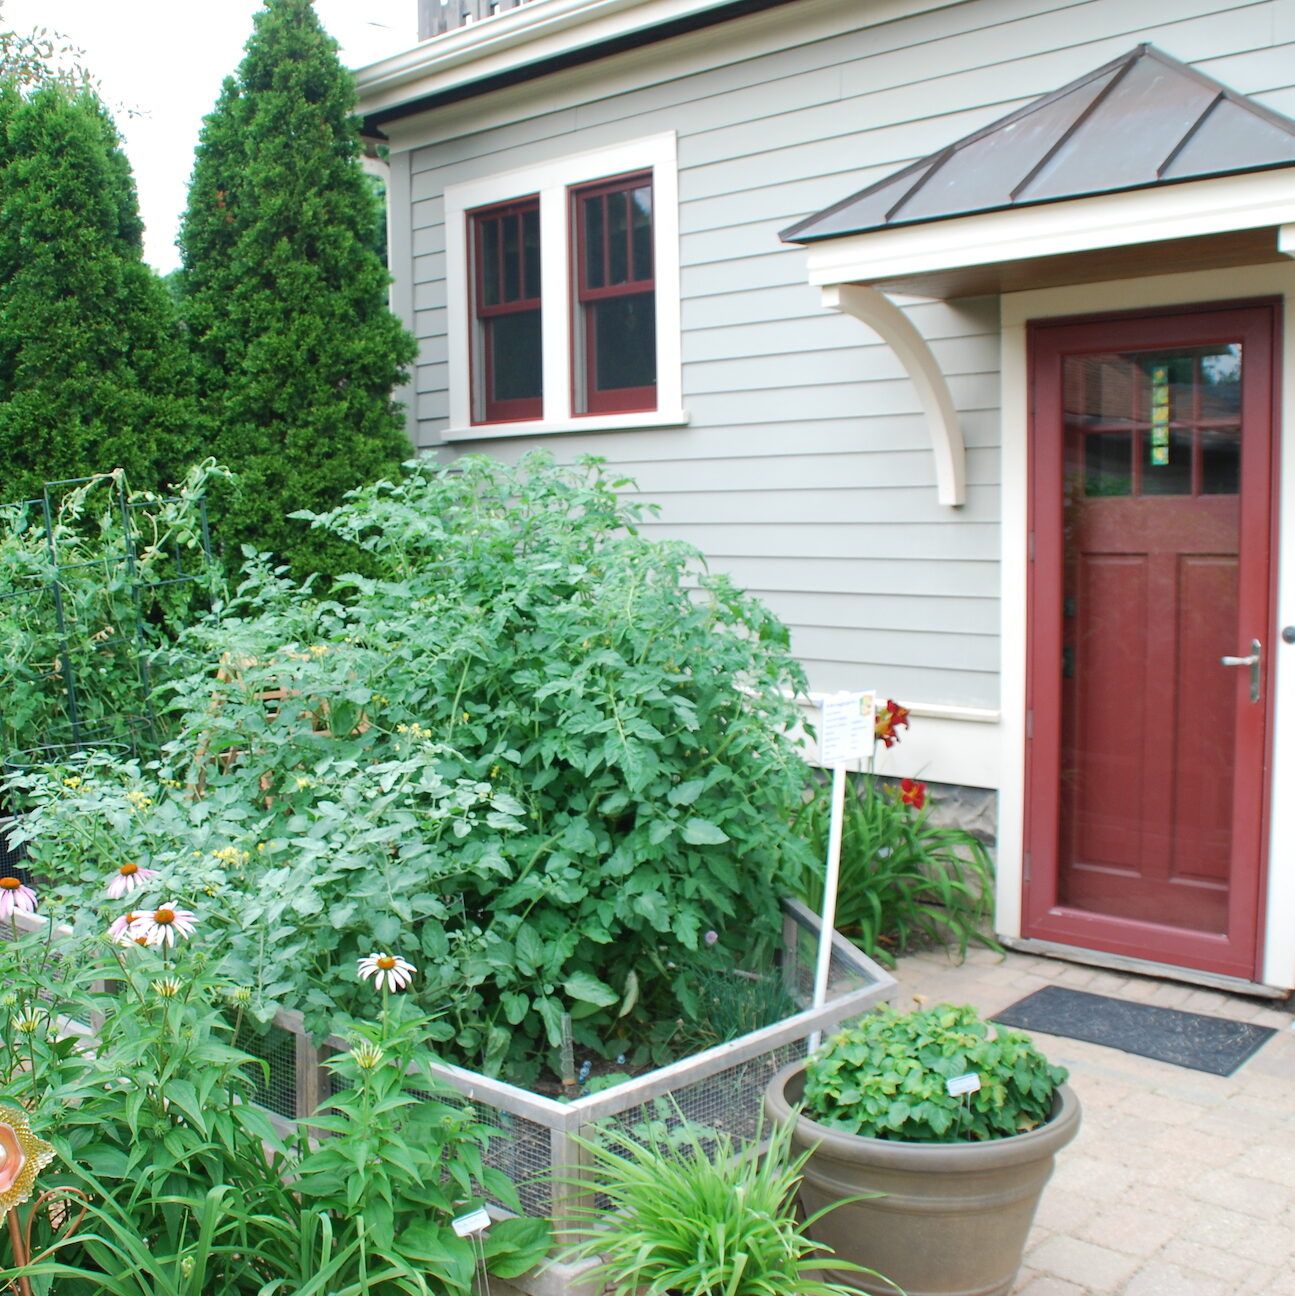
left=1220, top=639, right=1262, bottom=703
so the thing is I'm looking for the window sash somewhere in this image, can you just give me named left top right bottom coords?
left=470, top=197, right=542, bottom=423
left=573, top=172, right=656, bottom=414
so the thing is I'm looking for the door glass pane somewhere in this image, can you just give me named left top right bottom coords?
left=1059, top=341, right=1243, bottom=935
left=1201, top=429, right=1240, bottom=495
left=1201, top=346, right=1242, bottom=411
left=1083, top=432, right=1132, bottom=496
left=1139, top=428, right=1192, bottom=495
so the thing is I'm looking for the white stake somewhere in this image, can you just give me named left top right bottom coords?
left=809, top=761, right=847, bottom=1054
left=808, top=689, right=874, bottom=1055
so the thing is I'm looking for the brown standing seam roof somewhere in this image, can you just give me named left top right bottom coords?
left=782, top=44, right=1295, bottom=245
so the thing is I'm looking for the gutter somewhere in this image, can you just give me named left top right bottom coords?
left=355, top=0, right=797, bottom=133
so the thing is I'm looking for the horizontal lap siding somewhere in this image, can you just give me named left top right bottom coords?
left=393, top=0, right=1286, bottom=709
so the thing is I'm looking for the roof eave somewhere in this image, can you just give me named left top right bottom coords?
left=800, top=168, right=1295, bottom=295
left=354, top=0, right=796, bottom=132
left=785, top=161, right=1295, bottom=247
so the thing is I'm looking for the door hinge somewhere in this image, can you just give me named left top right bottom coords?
left=1028, top=532, right=1035, bottom=562
left=1026, top=709, right=1034, bottom=739
left=1023, top=851, right=1032, bottom=883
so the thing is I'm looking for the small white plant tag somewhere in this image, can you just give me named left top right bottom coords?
left=946, top=1072, right=981, bottom=1097
left=452, top=1207, right=492, bottom=1238
left=818, top=690, right=876, bottom=766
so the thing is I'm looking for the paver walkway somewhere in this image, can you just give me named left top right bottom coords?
left=893, top=945, right=1295, bottom=1296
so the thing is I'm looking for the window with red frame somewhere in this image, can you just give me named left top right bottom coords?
left=572, top=173, right=655, bottom=414
left=470, top=197, right=541, bottom=423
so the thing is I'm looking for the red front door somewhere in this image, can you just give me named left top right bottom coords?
left=1024, top=303, right=1277, bottom=979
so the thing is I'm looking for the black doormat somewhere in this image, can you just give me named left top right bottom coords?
left=992, top=984, right=1277, bottom=1076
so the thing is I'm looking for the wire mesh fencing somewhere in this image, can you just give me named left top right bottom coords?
left=270, top=898, right=895, bottom=1242
left=2, top=897, right=895, bottom=1246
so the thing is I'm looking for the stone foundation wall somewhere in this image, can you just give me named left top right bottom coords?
left=918, top=779, right=998, bottom=846
left=853, top=776, right=998, bottom=847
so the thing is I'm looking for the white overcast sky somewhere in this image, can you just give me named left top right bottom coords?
left=4, top=1, right=417, bottom=272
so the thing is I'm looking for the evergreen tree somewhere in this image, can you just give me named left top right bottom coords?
left=178, top=0, right=416, bottom=575
left=0, top=86, right=199, bottom=502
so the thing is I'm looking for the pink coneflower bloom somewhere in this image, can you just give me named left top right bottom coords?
left=108, top=911, right=143, bottom=946
left=357, top=953, right=416, bottom=992
left=105, top=862, right=160, bottom=900
left=132, top=904, right=197, bottom=949
left=0, top=878, right=36, bottom=921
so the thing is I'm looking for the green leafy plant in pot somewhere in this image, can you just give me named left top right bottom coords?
left=764, top=1002, right=1080, bottom=1296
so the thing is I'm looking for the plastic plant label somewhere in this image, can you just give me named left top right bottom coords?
left=452, top=1207, right=492, bottom=1238
left=818, top=690, right=876, bottom=766
left=946, top=1072, right=981, bottom=1097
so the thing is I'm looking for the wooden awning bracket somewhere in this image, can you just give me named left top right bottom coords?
left=822, top=283, right=966, bottom=506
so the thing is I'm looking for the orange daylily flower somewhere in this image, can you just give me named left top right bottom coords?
left=899, top=778, right=926, bottom=811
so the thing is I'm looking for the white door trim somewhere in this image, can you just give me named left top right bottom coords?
left=998, top=263, right=1295, bottom=990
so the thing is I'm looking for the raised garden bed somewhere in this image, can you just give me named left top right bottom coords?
left=5, top=897, right=895, bottom=1295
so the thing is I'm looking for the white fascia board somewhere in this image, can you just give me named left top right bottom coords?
left=354, top=0, right=746, bottom=117
left=803, top=170, right=1295, bottom=288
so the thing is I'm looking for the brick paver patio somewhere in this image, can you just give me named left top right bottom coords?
left=894, top=945, right=1295, bottom=1296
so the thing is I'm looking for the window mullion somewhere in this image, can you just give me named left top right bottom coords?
left=538, top=185, right=571, bottom=423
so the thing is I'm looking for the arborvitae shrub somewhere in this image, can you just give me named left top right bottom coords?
left=0, top=85, right=199, bottom=502
left=178, top=0, right=416, bottom=577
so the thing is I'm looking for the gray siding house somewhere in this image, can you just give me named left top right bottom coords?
left=355, top=0, right=1295, bottom=995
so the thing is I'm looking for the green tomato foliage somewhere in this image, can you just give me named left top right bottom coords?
left=9, top=454, right=814, bottom=1083
left=0, top=463, right=226, bottom=763
left=803, top=1003, right=1068, bottom=1143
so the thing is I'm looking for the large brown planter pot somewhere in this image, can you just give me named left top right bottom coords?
left=765, top=1061, right=1081, bottom=1296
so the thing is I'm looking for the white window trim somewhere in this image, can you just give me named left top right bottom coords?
left=443, top=131, right=684, bottom=441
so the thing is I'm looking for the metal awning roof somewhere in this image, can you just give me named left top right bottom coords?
left=783, top=44, right=1295, bottom=245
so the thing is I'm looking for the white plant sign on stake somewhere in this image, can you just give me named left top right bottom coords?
left=452, top=1207, right=493, bottom=1294
left=809, top=689, right=876, bottom=1052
